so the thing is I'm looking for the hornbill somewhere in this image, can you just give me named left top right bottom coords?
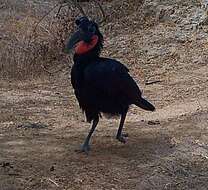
left=66, top=17, right=155, bottom=153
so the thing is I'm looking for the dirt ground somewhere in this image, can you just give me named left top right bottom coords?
left=1, top=0, right=208, bottom=190
left=0, top=63, right=208, bottom=190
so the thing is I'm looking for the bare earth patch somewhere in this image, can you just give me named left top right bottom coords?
left=0, top=61, right=207, bottom=189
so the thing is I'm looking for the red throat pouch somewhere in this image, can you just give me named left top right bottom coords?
left=75, top=35, right=98, bottom=55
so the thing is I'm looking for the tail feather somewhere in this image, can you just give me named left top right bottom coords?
left=135, top=98, right=155, bottom=111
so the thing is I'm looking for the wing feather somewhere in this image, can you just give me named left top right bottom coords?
left=84, top=58, right=141, bottom=101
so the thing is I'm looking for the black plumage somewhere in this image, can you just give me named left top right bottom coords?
left=67, top=17, right=155, bottom=153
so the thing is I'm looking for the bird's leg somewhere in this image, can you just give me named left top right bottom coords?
left=116, top=109, right=128, bottom=143
left=79, top=117, right=99, bottom=154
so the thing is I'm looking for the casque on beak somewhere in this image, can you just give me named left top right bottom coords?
left=65, top=30, right=94, bottom=53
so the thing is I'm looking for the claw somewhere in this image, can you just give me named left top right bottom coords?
left=116, top=133, right=128, bottom=143
left=122, top=133, right=128, bottom=137
left=75, top=144, right=91, bottom=154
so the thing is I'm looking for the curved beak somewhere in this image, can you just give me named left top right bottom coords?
left=65, top=29, right=94, bottom=53
left=65, top=30, right=82, bottom=53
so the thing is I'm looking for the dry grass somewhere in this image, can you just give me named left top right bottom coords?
left=0, top=1, right=75, bottom=79
left=0, top=0, right=146, bottom=79
left=0, top=2, right=73, bottom=79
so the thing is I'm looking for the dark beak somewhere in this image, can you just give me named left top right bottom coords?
left=65, top=29, right=93, bottom=53
left=65, top=30, right=82, bottom=53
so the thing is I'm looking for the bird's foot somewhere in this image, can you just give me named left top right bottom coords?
left=75, top=144, right=91, bottom=154
left=116, top=133, right=128, bottom=143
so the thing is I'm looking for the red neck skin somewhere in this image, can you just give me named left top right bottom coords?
left=75, top=35, right=98, bottom=55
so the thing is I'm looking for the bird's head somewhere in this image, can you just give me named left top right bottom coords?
left=66, top=17, right=103, bottom=56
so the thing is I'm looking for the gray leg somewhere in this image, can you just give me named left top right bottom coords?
left=80, top=117, right=99, bottom=153
left=116, top=109, right=128, bottom=143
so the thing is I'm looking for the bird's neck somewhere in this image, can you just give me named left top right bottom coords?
left=73, top=39, right=103, bottom=65
left=73, top=51, right=99, bottom=65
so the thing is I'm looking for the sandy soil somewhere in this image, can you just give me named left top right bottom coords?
left=0, top=61, right=207, bottom=190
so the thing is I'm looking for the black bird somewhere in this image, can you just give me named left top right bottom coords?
left=66, top=17, right=155, bottom=153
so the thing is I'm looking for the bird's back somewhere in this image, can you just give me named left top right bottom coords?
left=84, top=58, right=142, bottom=100
left=71, top=57, right=142, bottom=118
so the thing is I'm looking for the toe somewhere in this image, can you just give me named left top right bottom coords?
left=75, top=144, right=90, bottom=154
left=122, top=133, right=128, bottom=137
left=117, top=136, right=127, bottom=143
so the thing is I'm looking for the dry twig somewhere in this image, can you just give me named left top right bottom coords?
left=47, top=178, right=59, bottom=187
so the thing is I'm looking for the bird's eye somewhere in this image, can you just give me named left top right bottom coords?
left=75, top=20, right=80, bottom=26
